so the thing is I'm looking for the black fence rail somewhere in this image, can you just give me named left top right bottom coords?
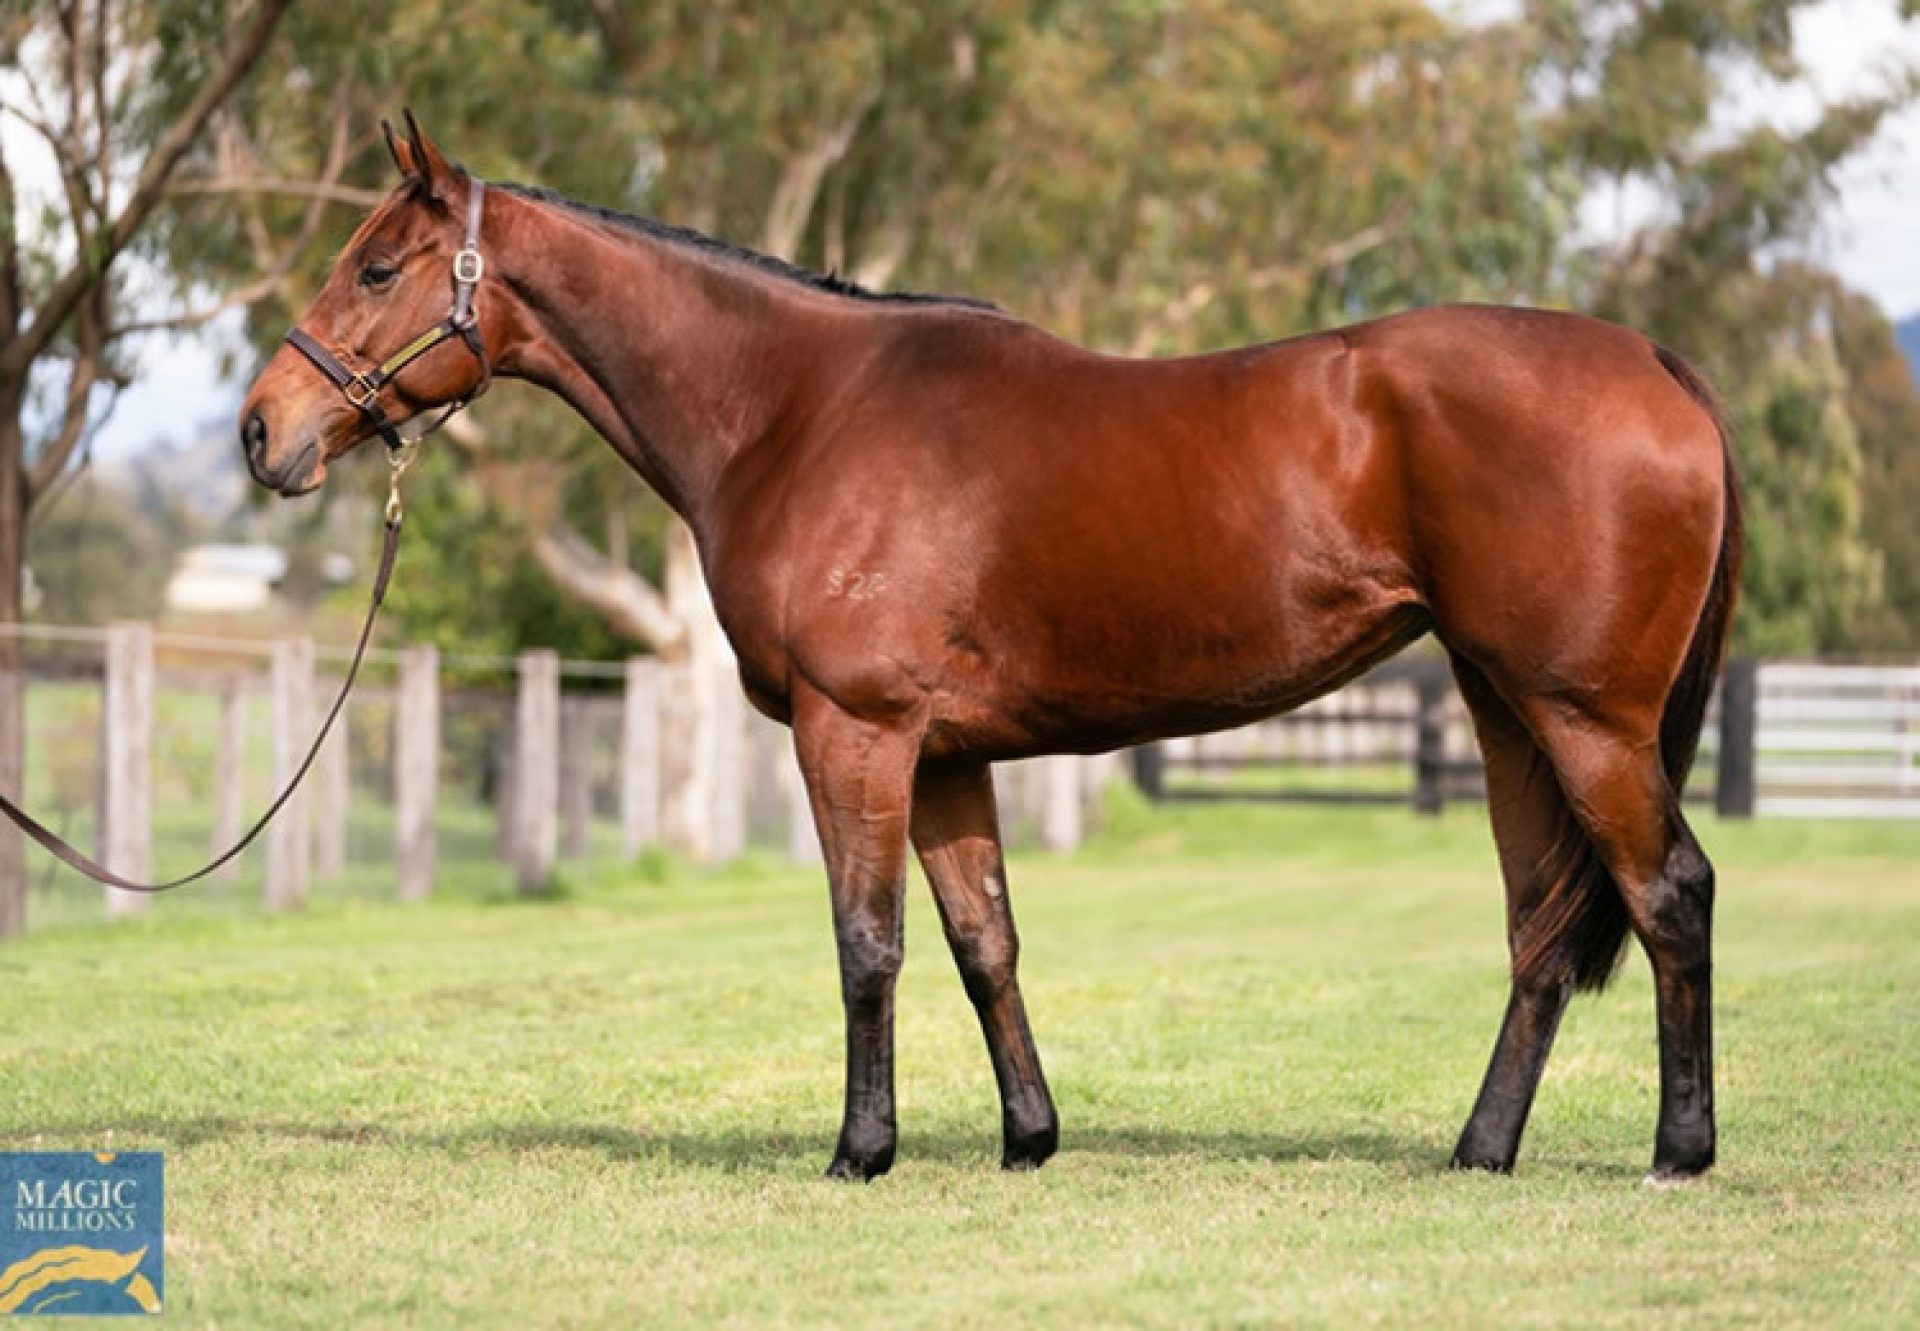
left=1131, top=656, right=1773, bottom=819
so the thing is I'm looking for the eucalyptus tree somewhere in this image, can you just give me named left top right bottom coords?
left=0, top=0, right=293, bottom=935
left=1534, top=0, right=1918, bottom=651
left=127, top=0, right=1920, bottom=874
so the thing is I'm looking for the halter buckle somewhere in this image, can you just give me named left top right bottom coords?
left=344, top=373, right=379, bottom=409
left=452, top=247, right=484, bottom=285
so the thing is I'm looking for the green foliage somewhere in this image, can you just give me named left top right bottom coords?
left=149, top=0, right=1920, bottom=657
left=370, top=445, right=637, bottom=671
left=1833, top=290, right=1920, bottom=652
left=1732, top=321, right=1880, bottom=654
left=23, top=479, right=182, bottom=625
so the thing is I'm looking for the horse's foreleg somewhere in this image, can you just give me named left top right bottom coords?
left=910, top=761, right=1059, bottom=1170
left=793, top=695, right=920, bottom=1181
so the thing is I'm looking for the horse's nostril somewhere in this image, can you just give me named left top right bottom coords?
left=243, top=411, right=267, bottom=464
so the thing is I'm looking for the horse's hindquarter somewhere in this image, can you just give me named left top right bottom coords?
left=1354, top=306, right=1727, bottom=716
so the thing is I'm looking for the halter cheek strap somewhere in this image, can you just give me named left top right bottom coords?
left=284, top=179, right=492, bottom=453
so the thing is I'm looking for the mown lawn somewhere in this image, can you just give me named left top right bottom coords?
left=3, top=796, right=1915, bottom=1328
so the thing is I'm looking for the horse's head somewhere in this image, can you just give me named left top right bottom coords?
left=238, top=113, right=494, bottom=495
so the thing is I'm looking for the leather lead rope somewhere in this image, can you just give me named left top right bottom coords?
left=0, top=450, right=416, bottom=894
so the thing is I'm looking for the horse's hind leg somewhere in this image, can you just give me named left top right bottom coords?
left=910, top=761, right=1059, bottom=1169
left=1449, top=658, right=1585, bottom=1173
left=1518, top=699, right=1718, bottom=1182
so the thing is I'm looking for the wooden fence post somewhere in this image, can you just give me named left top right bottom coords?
left=709, top=671, right=747, bottom=862
left=1716, top=657, right=1758, bottom=819
left=494, top=717, right=518, bottom=861
left=315, top=688, right=349, bottom=880
left=1041, top=753, right=1083, bottom=853
left=1413, top=664, right=1447, bottom=817
left=560, top=696, right=594, bottom=860
left=267, top=635, right=314, bottom=911
left=620, top=658, right=661, bottom=858
left=1129, top=744, right=1166, bottom=800
left=785, top=739, right=820, bottom=866
left=513, top=650, right=560, bottom=893
left=741, top=712, right=787, bottom=847
left=103, top=622, right=153, bottom=919
left=213, top=676, right=247, bottom=879
left=395, top=646, right=439, bottom=901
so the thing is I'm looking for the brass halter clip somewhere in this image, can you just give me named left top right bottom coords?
left=385, top=438, right=418, bottom=526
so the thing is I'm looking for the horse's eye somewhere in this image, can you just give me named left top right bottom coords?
left=359, top=260, right=398, bottom=290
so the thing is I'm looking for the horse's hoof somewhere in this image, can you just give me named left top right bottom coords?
left=1447, top=1151, right=1516, bottom=1175
left=1643, top=1160, right=1713, bottom=1189
left=825, top=1148, right=894, bottom=1182
left=1649, top=1133, right=1715, bottom=1185
left=1001, top=1121, right=1059, bottom=1172
left=1443, top=1137, right=1520, bottom=1167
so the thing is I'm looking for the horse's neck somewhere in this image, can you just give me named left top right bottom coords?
left=491, top=193, right=829, bottom=533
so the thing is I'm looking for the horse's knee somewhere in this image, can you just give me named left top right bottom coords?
left=949, top=927, right=1018, bottom=1007
left=837, top=922, right=903, bottom=1011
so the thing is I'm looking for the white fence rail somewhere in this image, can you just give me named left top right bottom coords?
left=1145, top=656, right=1920, bottom=822
left=1755, top=663, right=1920, bottom=818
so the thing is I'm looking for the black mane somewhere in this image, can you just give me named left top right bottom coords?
left=494, top=181, right=995, bottom=312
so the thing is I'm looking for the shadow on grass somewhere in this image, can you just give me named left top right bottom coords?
left=20, top=1114, right=1435, bottom=1174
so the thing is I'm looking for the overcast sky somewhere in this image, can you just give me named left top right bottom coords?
left=36, top=0, right=1920, bottom=461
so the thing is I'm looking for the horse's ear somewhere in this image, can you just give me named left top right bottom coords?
left=381, top=119, right=416, bottom=180
left=401, top=107, right=459, bottom=199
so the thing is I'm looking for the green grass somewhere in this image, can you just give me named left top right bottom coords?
left=3, top=797, right=1916, bottom=1328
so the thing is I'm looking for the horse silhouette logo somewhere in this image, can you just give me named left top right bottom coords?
left=0, top=1153, right=162, bottom=1316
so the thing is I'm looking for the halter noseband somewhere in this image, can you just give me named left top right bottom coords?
left=284, top=179, right=493, bottom=454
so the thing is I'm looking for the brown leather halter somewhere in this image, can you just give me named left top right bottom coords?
left=284, top=178, right=492, bottom=453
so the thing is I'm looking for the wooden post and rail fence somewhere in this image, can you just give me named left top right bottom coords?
left=3, top=622, right=1915, bottom=925
left=1, top=622, right=1112, bottom=921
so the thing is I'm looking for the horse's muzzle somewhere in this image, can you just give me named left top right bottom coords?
left=242, top=412, right=322, bottom=496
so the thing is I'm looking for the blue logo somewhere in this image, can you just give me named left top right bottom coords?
left=0, top=1153, right=163, bottom=1316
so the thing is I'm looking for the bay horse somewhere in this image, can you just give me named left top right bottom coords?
left=239, top=118, right=1739, bottom=1183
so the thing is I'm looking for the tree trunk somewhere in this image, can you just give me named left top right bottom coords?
left=0, top=401, right=25, bottom=937
left=660, top=518, right=734, bottom=861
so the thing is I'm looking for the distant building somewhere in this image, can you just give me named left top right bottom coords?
left=164, top=544, right=289, bottom=614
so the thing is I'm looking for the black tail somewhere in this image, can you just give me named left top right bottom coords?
left=1514, top=345, right=1743, bottom=993
left=1651, top=346, right=1744, bottom=793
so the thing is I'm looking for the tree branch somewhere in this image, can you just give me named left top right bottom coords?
left=0, top=136, right=19, bottom=340
left=27, top=284, right=104, bottom=496
left=165, top=175, right=386, bottom=208
left=1125, top=211, right=1407, bottom=357
left=107, top=271, right=279, bottom=338
left=0, top=0, right=295, bottom=379
left=530, top=522, right=689, bottom=660
left=119, top=96, right=356, bottom=338
left=759, top=90, right=879, bottom=261
left=439, top=412, right=689, bottom=658
left=849, top=213, right=913, bottom=292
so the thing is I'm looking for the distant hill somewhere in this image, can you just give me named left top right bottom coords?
left=97, top=425, right=249, bottom=527
left=1899, top=314, right=1920, bottom=387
